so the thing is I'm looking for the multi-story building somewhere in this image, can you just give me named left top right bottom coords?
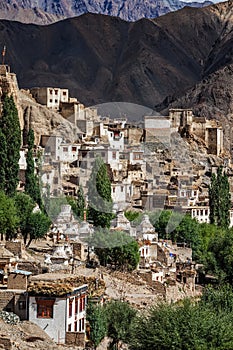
left=31, top=87, right=69, bottom=110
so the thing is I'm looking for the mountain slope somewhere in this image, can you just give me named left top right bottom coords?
left=0, top=0, right=212, bottom=24
left=155, top=2, right=233, bottom=152
left=0, top=2, right=230, bottom=108
left=0, top=1, right=64, bottom=24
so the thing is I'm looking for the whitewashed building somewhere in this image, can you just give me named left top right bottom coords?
left=31, top=87, right=69, bottom=110
left=28, top=276, right=87, bottom=345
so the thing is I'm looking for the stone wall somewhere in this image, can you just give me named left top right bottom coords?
left=0, top=291, right=14, bottom=311
left=65, top=332, right=85, bottom=347
left=0, top=290, right=27, bottom=320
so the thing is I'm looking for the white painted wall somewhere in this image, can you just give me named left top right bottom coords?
left=29, top=296, right=67, bottom=343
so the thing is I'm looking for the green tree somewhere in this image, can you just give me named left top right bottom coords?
left=86, top=302, right=107, bottom=349
left=124, top=211, right=141, bottom=223
left=14, top=192, right=35, bottom=235
left=89, top=229, right=140, bottom=271
left=25, top=129, right=43, bottom=209
left=23, top=211, right=51, bottom=247
left=0, top=190, right=19, bottom=240
left=129, top=293, right=233, bottom=350
left=87, top=157, right=113, bottom=228
left=0, top=95, right=21, bottom=196
left=149, top=211, right=202, bottom=260
left=0, top=129, right=6, bottom=191
left=105, top=301, right=137, bottom=350
left=76, top=185, right=85, bottom=220
left=149, top=210, right=172, bottom=237
left=209, top=166, right=231, bottom=228
left=206, top=228, right=233, bottom=283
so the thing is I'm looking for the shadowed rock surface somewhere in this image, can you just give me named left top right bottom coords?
left=0, top=2, right=231, bottom=109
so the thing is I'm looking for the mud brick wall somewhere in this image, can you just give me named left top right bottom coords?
left=8, top=274, right=27, bottom=290
left=5, top=241, right=24, bottom=258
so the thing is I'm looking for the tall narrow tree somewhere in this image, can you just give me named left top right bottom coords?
left=25, top=128, right=43, bottom=209
left=77, top=184, right=85, bottom=220
left=87, top=157, right=113, bottom=228
left=209, top=166, right=231, bottom=228
left=0, top=95, right=21, bottom=196
left=0, top=129, right=7, bottom=191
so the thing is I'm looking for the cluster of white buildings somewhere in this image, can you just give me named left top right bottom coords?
left=17, top=86, right=233, bottom=227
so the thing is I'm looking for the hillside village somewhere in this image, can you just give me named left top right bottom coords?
left=0, top=64, right=232, bottom=348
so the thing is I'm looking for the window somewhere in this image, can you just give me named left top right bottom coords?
left=68, top=324, right=72, bottom=332
left=79, top=296, right=85, bottom=312
left=113, top=187, right=115, bottom=193
left=49, top=89, right=53, bottom=94
left=53, top=177, right=58, bottom=184
left=55, top=99, right=58, bottom=103
left=121, top=186, right=124, bottom=192
left=69, top=298, right=73, bottom=317
left=74, top=321, right=78, bottom=332
left=63, top=147, right=68, bottom=152
left=75, top=297, right=79, bottom=314
left=134, top=153, right=142, bottom=160
left=63, top=91, right=67, bottom=96
left=49, top=99, right=53, bottom=103
left=54, top=90, right=58, bottom=95
left=72, top=146, right=77, bottom=152
left=112, top=152, right=116, bottom=159
left=78, top=318, right=85, bottom=332
left=205, top=209, right=208, bottom=215
left=36, top=299, right=54, bottom=319
left=18, top=301, right=26, bottom=310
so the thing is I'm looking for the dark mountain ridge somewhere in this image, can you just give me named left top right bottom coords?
left=0, top=2, right=230, bottom=109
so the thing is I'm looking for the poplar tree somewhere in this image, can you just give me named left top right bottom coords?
left=87, top=157, right=113, bottom=228
left=0, top=129, right=6, bottom=191
left=0, top=95, right=21, bottom=196
left=25, top=128, right=43, bottom=209
left=209, top=166, right=231, bottom=228
left=87, top=303, right=107, bottom=350
left=77, top=185, right=85, bottom=220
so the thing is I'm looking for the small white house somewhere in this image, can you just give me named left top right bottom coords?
left=190, top=206, right=210, bottom=223
left=31, top=87, right=69, bottom=110
left=28, top=277, right=88, bottom=345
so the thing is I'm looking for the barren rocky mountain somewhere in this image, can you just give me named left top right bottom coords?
left=0, top=2, right=232, bottom=110
left=0, top=0, right=212, bottom=24
left=0, top=1, right=63, bottom=25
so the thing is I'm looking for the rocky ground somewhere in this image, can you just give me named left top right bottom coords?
left=0, top=318, right=83, bottom=349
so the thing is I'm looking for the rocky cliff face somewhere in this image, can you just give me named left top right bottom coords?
left=0, top=0, right=212, bottom=24
left=19, top=90, right=78, bottom=145
left=154, top=2, right=233, bottom=153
